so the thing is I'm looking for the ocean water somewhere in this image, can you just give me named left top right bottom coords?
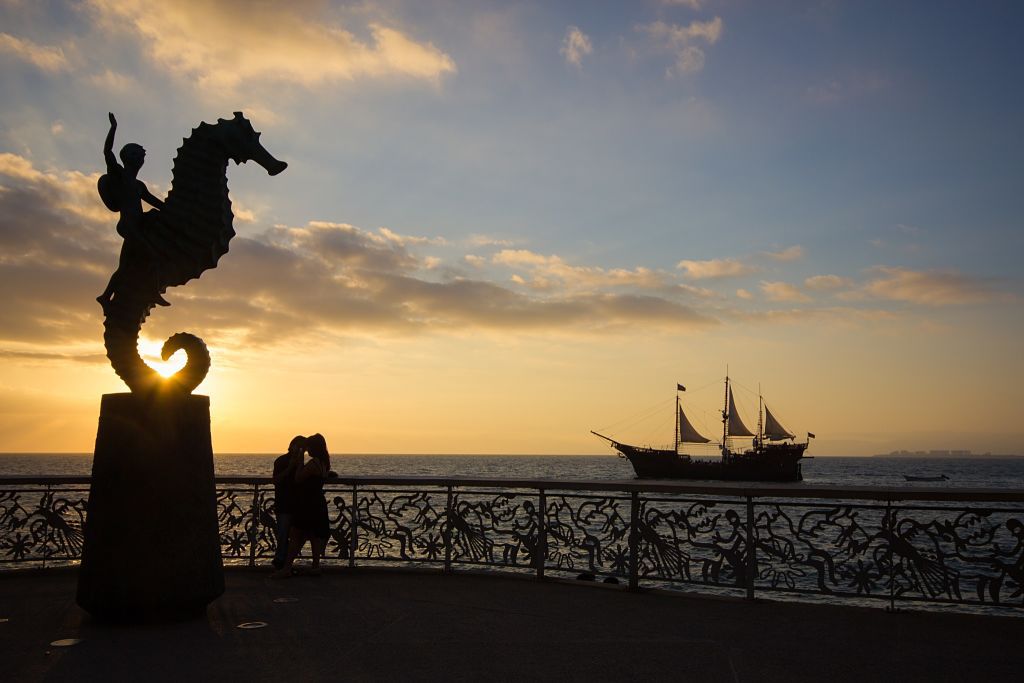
left=1, top=452, right=1023, bottom=488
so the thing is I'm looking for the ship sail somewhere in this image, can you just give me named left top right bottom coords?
left=727, top=387, right=755, bottom=437
left=678, top=406, right=711, bottom=443
left=762, top=404, right=795, bottom=440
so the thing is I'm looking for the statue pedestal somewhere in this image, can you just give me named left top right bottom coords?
left=77, top=393, right=224, bottom=621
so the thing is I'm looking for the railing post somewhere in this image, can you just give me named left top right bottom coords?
left=349, top=484, right=358, bottom=568
left=248, top=483, right=260, bottom=568
left=745, top=495, right=756, bottom=601
left=41, top=484, right=50, bottom=569
left=536, top=488, right=547, bottom=579
left=628, top=491, right=640, bottom=591
left=444, top=485, right=454, bottom=573
left=886, top=498, right=896, bottom=612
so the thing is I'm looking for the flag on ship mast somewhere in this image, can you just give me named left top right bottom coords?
left=677, top=383, right=686, bottom=391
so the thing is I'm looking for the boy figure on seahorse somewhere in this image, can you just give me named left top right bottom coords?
left=96, top=112, right=170, bottom=307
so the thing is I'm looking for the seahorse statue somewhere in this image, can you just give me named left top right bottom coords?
left=98, top=112, right=287, bottom=395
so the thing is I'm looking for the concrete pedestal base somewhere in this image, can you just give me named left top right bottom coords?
left=76, top=392, right=224, bottom=621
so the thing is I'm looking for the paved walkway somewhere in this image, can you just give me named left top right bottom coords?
left=2, top=568, right=1022, bottom=682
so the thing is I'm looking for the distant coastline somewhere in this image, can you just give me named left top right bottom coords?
left=873, top=450, right=1024, bottom=459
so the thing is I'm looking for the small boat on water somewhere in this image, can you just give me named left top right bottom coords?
left=592, top=375, right=812, bottom=482
left=903, top=474, right=950, bottom=482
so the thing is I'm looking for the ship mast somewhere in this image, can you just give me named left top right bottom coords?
left=757, top=384, right=763, bottom=450
left=674, top=390, right=680, bottom=454
left=721, top=370, right=729, bottom=456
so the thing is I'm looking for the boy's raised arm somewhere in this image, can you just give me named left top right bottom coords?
left=104, top=112, right=118, bottom=169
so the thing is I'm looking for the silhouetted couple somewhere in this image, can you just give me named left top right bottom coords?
left=271, top=433, right=333, bottom=578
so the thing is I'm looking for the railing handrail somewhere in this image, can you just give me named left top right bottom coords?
left=3, top=474, right=1024, bottom=502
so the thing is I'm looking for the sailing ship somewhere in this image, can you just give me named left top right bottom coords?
left=592, top=376, right=811, bottom=481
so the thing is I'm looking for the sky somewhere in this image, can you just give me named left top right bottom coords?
left=0, top=0, right=1022, bottom=456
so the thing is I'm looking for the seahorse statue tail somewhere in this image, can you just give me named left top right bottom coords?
left=160, top=332, right=211, bottom=394
left=102, top=294, right=210, bottom=395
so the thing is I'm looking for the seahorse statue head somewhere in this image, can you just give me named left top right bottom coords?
left=215, top=112, right=288, bottom=176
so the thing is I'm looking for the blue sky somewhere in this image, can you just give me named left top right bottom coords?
left=1, top=1, right=1022, bottom=454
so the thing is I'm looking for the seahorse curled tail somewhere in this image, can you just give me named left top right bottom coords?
left=102, top=296, right=209, bottom=395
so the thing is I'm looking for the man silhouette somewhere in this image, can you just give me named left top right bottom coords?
left=272, top=436, right=307, bottom=570
left=96, top=112, right=169, bottom=307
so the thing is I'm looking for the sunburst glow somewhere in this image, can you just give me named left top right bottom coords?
left=137, top=339, right=186, bottom=378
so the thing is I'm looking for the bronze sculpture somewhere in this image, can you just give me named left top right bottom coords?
left=96, top=112, right=286, bottom=394
left=78, top=113, right=286, bottom=620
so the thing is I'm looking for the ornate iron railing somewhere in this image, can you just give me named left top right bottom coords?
left=2, top=476, right=1023, bottom=614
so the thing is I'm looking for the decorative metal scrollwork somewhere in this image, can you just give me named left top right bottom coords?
left=1, top=478, right=1021, bottom=614
left=351, top=490, right=445, bottom=562
left=0, top=487, right=88, bottom=564
left=544, top=495, right=630, bottom=575
left=635, top=498, right=750, bottom=588
left=742, top=503, right=1024, bottom=605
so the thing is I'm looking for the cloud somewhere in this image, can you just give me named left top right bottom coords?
left=677, top=283, right=719, bottom=299
left=0, top=349, right=105, bottom=363
left=83, top=0, right=456, bottom=92
left=660, top=0, right=704, bottom=8
left=0, top=32, right=69, bottom=72
left=467, top=234, right=518, bottom=248
left=376, top=226, right=446, bottom=247
left=283, top=222, right=429, bottom=273
left=493, top=249, right=667, bottom=291
left=232, top=207, right=256, bottom=223
left=731, top=306, right=898, bottom=326
left=0, top=165, right=114, bottom=345
left=0, top=155, right=716, bottom=359
left=0, top=152, right=44, bottom=182
left=673, top=46, right=705, bottom=73
left=804, top=274, right=852, bottom=290
left=857, top=267, right=997, bottom=306
left=87, top=68, right=137, bottom=92
left=560, top=26, right=592, bottom=67
left=492, top=249, right=549, bottom=267
left=760, top=281, right=811, bottom=303
left=763, top=245, right=804, bottom=262
left=637, top=18, right=723, bottom=76
left=0, top=152, right=112, bottom=227
left=677, top=257, right=754, bottom=280
left=736, top=288, right=752, bottom=300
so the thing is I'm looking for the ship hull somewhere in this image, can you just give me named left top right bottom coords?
left=615, top=442, right=806, bottom=482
